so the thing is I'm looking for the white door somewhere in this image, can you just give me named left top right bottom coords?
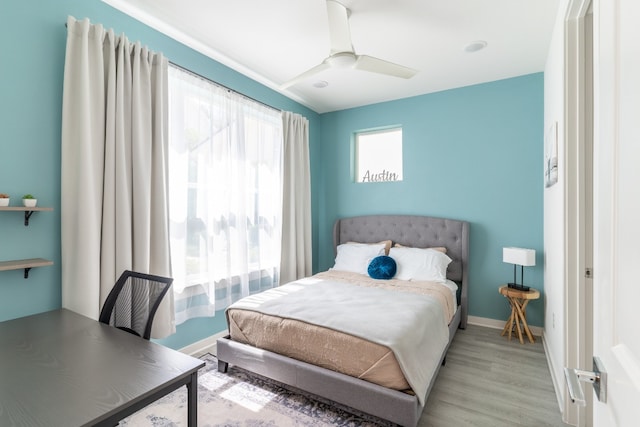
left=592, top=0, right=640, bottom=424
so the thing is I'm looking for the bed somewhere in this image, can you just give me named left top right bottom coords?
left=216, top=214, right=469, bottom=427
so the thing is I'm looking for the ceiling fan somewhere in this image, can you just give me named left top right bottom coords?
left=279, top=0, right=418, bottom=89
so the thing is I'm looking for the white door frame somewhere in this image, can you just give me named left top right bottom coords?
left=590, top=0, right=640, bottom=423
left=564, top=0, right=594, bottom=425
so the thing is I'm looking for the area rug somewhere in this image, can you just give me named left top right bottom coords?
left=119, top=353, right=395, bottom=426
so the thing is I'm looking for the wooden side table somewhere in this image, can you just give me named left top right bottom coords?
left=499, top=285, right=540, bottom=344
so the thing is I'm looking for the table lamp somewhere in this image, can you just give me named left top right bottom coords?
left=503, top=247, right=535, bottom=291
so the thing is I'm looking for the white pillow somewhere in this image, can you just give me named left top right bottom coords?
left=331, top=242, right=386, bottom=275
left=389, top=247, right=452, bottom=282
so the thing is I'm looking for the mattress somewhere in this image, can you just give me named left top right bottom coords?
left=226, top=270, right=456, bottom=393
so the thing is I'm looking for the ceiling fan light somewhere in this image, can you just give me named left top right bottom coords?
left=326, top=52, right=357, bottom=68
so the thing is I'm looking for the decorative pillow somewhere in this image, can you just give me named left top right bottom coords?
left=348, top=240, right=392, bottom=255
left=332, top=242, right=387, bottom=274
left=393, top=243, right=447, bottom=253
left=389, top=247, right=452, bottom=282
left=367, top=255, right=397, bottom=280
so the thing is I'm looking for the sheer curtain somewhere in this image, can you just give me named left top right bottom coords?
left=169, top=66, right=283, bottom=324
left=61, top=16, right=174, bottom=338
left=280, top=112, right=312, bottom=284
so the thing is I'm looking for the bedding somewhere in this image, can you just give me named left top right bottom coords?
left=389, top=246, right=452, bottom=282
left=219, top=214, right=469, bottom=427
left=331, top=242, right=386, bottom=274
left=349, top=239, right=393, bottom=255
left=394, top=243, right=448, bottom=253
left=367, top=255, right=397, bottom=279
left=226, top=269, right=454, bottom=404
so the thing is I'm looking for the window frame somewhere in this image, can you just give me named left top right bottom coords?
left=353, top=126, right=403, bottom=183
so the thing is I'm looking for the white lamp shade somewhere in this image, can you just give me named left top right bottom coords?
left=503, top=247, right=536, bottom=266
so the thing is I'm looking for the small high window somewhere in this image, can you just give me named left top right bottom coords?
left=355, top=127, right=403, bottom=183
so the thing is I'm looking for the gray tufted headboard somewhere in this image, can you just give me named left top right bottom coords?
left=332, top=215, right=469, bottom=326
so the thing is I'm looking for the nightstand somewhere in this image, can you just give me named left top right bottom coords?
left=499, top=285, right=540, bottom=344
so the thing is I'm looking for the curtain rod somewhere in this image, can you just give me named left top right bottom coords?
left=169, top=61, right=281, bottom=113
left=64, top=22, right=280, bottom=113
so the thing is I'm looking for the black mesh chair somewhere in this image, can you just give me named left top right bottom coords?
left=99, top=270, right=173, bottom=340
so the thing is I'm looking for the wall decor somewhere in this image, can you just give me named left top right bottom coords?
left=545, top=121, right=558, bottom=188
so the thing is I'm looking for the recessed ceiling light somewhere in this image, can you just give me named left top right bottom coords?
left=464, top=40, right=487, bottom=53
left=312, top=80, right=329, bottom=88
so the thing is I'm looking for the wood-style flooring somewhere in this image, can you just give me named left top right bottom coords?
left=419, top=324, right=569, bottom=427
left=199, top=324, right=569, bottom=427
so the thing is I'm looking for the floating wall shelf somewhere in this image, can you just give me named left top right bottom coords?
left=0, top=206, right=54, bottom=226
left=1, top=206, right=54, bottom=278
left=0, top=258, right=54, bottom=278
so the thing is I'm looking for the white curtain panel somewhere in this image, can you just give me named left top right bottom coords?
left=168, top=66, right=283, bottom=323
left=280, top=111, right=312, bottom=284
left=61, top=16, right=174, bottom=338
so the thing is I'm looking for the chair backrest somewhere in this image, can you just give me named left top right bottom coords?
left=99, top=270, right=173, bottom=340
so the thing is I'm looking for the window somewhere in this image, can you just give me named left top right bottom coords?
left=168, top=65, right=283, bottom=324
left=355, top=127, right=403, bottom=183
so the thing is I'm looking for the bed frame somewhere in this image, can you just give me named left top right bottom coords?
left=217, top=214, right=469, bottom=427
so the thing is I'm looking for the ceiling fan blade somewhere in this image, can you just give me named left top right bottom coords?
left=279, top=62, right=331, bottom=89
left=354, top=55, right=418, bottom=79
left=326, top=0, right=353, bottom=54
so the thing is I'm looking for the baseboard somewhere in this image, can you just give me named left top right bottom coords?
left=179, top=329, right=228, bottom=356
left=542, top=331, right=567, bottom=417
left=467, top=315, right=543, bottom=337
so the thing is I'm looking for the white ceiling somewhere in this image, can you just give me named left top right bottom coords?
left=104, top=0, right=560, bottom=114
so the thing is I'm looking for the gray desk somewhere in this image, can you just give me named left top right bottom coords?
left=0, top=309, right=205, bottom=426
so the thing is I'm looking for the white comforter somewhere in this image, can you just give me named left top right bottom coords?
left=227, top=276, right=449, bottom=405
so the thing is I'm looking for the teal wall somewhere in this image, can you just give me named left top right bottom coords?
left=314, top=74, right=545, bottom=327
left=0, top=0, right=544, bottom=350
left=0, top=0, right=319, bottom=350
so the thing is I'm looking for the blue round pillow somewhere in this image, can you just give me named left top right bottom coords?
left=367, top=255, right=397, bottom=280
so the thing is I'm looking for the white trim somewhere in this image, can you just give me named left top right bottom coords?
left=543, top=331, right=567, bottom=415
left=467, top=315, right=543, bottom=337
left=563, top=1, right=593, bottom=424
left=179, top=329, right=228, bottom=356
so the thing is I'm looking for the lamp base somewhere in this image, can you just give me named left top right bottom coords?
left=507, top=283, right=530, bottom=291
